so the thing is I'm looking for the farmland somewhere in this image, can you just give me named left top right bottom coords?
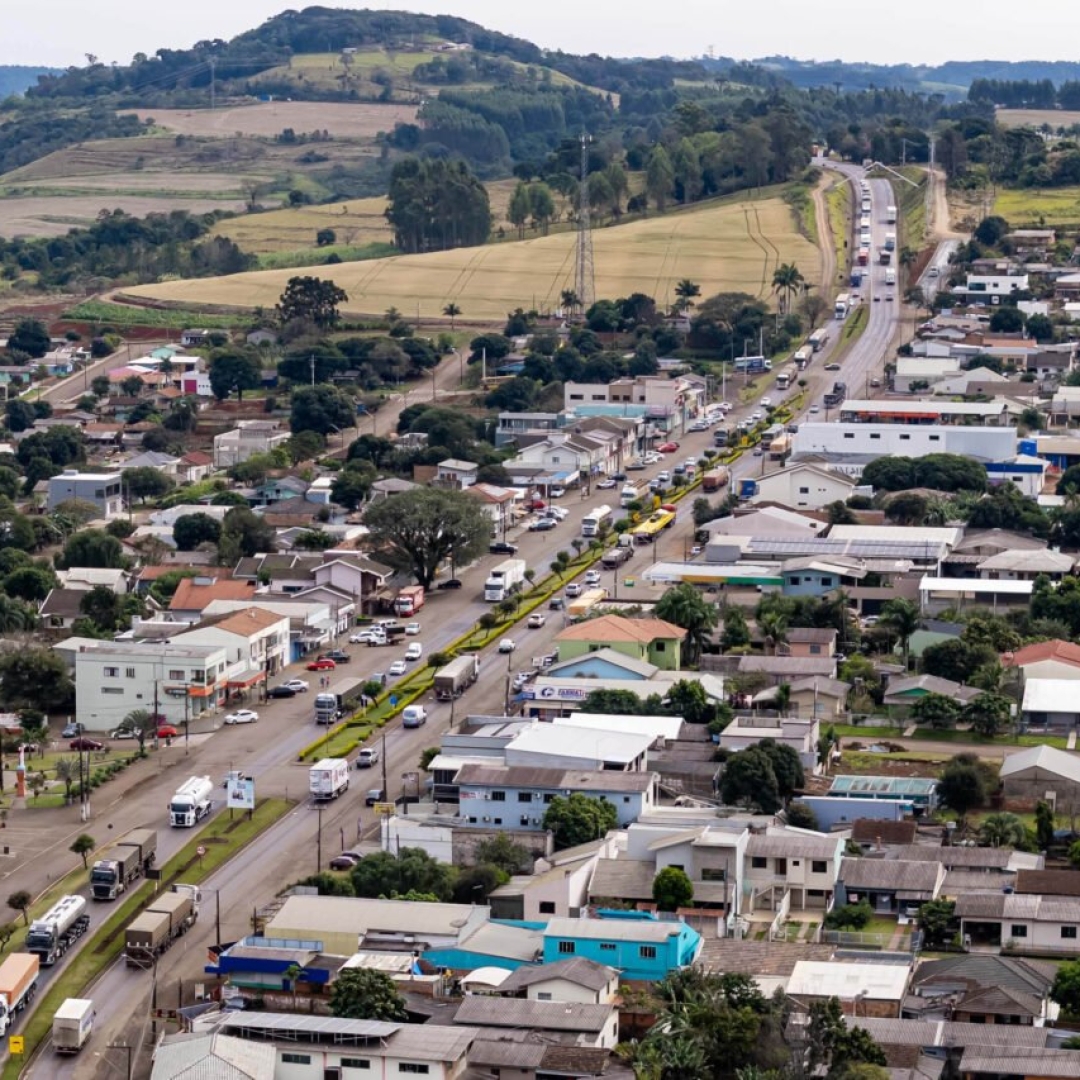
left=123, top=191, right=820, bottom=321
left=994, top=185, right=1080, bottom=228
left=997, top=108, right=1080, bottom=130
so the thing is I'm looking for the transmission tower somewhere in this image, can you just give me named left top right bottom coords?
left=574, top=133, right=595, bottom=316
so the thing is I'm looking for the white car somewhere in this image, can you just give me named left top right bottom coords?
left=349, top=630, right=378, bottom=643
left=549, top=486, right=566, bottom=498
left=751, top=411, right=763, bottom=422
left=565, top=583, right=583, bottom=598
left=760, top=396, right=772, bottom=407
left=584, top=570, right=601, bottom=585
left=405, top=622, right=422, bottom=636
left=643, top=452, right=662, bottom=464
left=657, top=470, right=671, bottom=483
left=282, top=679, right=309, bottom=693
left=527, top=612, right=546, bottom=629
left=717, top=401, right=733, bottom=412
left=809, top=405, right=821, bottom=413
left=498, top=638, right=516, bottom=653
left=224, top=709, right=259, bottom=725
left=597, top=478, right=617, bottom=489
left=684, top=457, right=697, bottom=468
left=545, top=506, right=570, bottom=521
left=388, top=660, right=408, bottom=677
left=405, top=642, right=423, bottom=661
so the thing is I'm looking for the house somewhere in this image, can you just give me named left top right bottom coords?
left=743, top=829, right=844, bottom=913
left=47, top=469, right=123, bottom=517
left=849, top=819, right=919, bottom=850
left=55, top=567, right=129, bottom=593
left=836, top=857, right=944, bottom=915
left=39, top=588, right=90, bottom=631
left=169, top=576, right=256, bottom=621
left=435, top=458, right=478, bottom=489
left=542, top=913, right=701, bottom=981
left=781, top=555, right=869, bottom=597
left=827, top=775, right=938, bottom=811
left=452, top=996, right=618, bottom=1049
left=720, top=715, right=820, bottom=771
left=734, top=655, right=837, bottom=687
left=487, top=839, right=610, bottom=922
left=468, top=1041, right=612, bottom=1080
left=749, top=463, right=857, bottom=510
left=956, top=892, right=1080, bottom=952
left=1005, top=640, right=1080, bottom=682
left=244, top=475, right=310, bottom=507
left=117, top=450, right=180, bottom=475
left=149, top=1031, right=275, bottom=1080
left=213, top=420, right=289, bottom=467
left=906, top=954, right=1055, bottom=1025
left=174, top=606, right=291, bottom=689
left=176, top=451, right=214, bottom=484
left=787, top=960, right=910, bottom=1018
left=370, top=477, right=419, bottom=500
left=977, top=548, right=1074, bottom=581
left=310, top=556, right=394, bottom=612
left=180, top=328, right=212, bottom=347
left=555, top=615, right=687, bottom=670
left=1001, top=745, right=1080, bottom=810
left=763, top=676, right=849, bottom=719
left=246, top=329, right=277, bottom=347
left=782, top=628, right=838, bottom=658
left=883, top=674, right=982, bottom=708
left=1021, top=679, right=1080, bottom=730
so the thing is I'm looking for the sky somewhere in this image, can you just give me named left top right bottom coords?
left=6, top=0, right=1080, bottom=69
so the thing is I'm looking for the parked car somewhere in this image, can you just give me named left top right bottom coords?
left=549, top=486, right=566, bottom=498
left=527, top=613, right=546, bottom=629
left=388, top=660, right=407, bottom=677
left=529, top=518, right=556, bottom=532
left=225, top=710, right=259, bottom=725
left=349, top=630, right=378, bottom=643
left=62, top=721, right=85, bottom=738
left=70, top=737, right=105, bottom=751
left=565, top=583, right=583, bottom=598
left=437, top=579, right=462, bottom=590
left=282, top=679, right=309, bottom=693
left=356, top=748, right=379, bottom=769
left=157, top=725, right=179, bottom=739
left=110, top=726, right=136, bottom=739
left=320, top=650, right=350, bottom=664
left=597, top=478, right=617, bottom=489
left=307, top=657, right=336, bottom=671
left=658, top=442, right=680, bottom=453
left=404, top=622, right=422, bottom=636
left=489, top=541, right=518, bottom=555
left=498, top=638, right=516, bottom=653
left=405, top=642, right=423, bottom=661
left=268, top=684, right=297, bottom=699
left=329, top=851, right=362, bottom=870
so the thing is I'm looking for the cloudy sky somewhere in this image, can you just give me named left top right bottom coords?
left=5, top=0, right=1079, bottom=68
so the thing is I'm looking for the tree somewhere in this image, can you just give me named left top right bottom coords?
left=91, top=375, right=111, bottom=398
left=208, top=352, right=262, bottom=402
left=653, top=866, right=694, bottom=911
left=938, top=753, right=989, bottom=820
left=290, top=385, right=355, bottom=436
left=173, top=512, right=222, bottom=551
left=911, top=692, right=961, bottom=729
left=316, top=227, right=336, bottom=247
left=7, top=318, right=49, bottom=359
left=362, top=488, right=490, bottom=590
left=645, top=145, right=675, bottom=212
left=922, top=638, right=997, bottom=684
left=442, top=302, right=461, bottom=329
left=3, top=565, right=57, bottom=603
left=385, top=158, right=491, bottom=254
left=58, top=529, right=124, bottom=570
left=756, top=738, right=804, bottom=799
left=4, top=400, right=36, bottom=433
left=79, top=585, right=125, bottom=633
left=962, top=692, right=1013, bottom=738
left=474, top=834, right=531, bottom=876
left=120, top=375, right=145, bottom=398
left=758, top=610, right=788, bottom=655
left=218, top=506, right=276, bottom=562
left=0, top=648, right=73, bottom=710
left=721, top=747, right=781, bottom=813
left=990, top=306, right=1025, bottom=333
left=979, top=812, right=1027, bottom=849
left=1052, top=960, right=1080, bottom=1016
left=330, top=463, right=376, bottom=510
left=350, top=848, right=455, bottom=901
left=330, top=968, right=407, bottom=1021
left=116, top=708, right=157, bottom=752
left=123, top=466, right=175, bottom=502
left=654, top=583, right=718, bottom=665
left=880, top=598, right=920, bottom=668
left=276, top=275, right=348, bottom=328
left=665, top=680, right=715, bottom=725
left=1036, top=800, right=1055, bottom=852
left=786, top=801, right=819, bottom=830
left=720, top=607, right=751, bottom=651
left=543, top=793, right=619, bottom=849
left=771, top=263, right=805, bottom=315
left=508, top=181, right=532, bottom=239
left=70, top=834, right=95, bottom=869
left=917, top=899, right=956, bottom=948
left=824, top=901, right=873, bottom=930
left=529, top=182, right=556, bottom=234
left=6, top=890, right=30, bottom=926
left=451, top=864, right=508, bottom=903
left=674, top=279, right=701, bottom=313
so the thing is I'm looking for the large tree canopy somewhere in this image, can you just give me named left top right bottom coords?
left=385, top=157, right=491, bottom=254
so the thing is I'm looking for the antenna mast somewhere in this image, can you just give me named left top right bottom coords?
left=574, top=133, right=595, bottom=317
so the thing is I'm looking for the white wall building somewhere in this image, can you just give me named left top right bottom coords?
left=749, top=463, right=856, bottom=510
left=213, top=420, right=289, bottom=468
left=174, top=606, right=291, bottom=686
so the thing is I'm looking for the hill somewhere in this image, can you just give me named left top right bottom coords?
left=0, top=66, right=60, bottom=97
left=121, top=190, right=820, bottom=320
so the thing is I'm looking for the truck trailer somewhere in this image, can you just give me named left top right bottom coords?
left=169, top=776, right=214, bottom=827
left=314, top=677, right=367, bottom=725
left=25, top=894, right=89, bottom=966
left=124, top=884, right=200, bottom=968
left=568, top=588, right=609, bottom=620
left=601, top=545, right=633, bottom=569
left=53, top=998, right=95, bottom=1054
left=823, top=382, right=848, bottom=408
left=484, top=558, right=526, bottom=602
left=309, top=758, right=350, bottom=801
left=394, top=585, right=425, bottom=618
left=434, top=654, right=480, bottom=700
left=0, top=953, right=39, bottom=1035
left=90, top=828, right=157, bottom=901
left=702, top=467, right=730, bottom=493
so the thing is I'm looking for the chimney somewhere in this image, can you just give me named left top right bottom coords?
left=875, top=835, right=883, bottom=852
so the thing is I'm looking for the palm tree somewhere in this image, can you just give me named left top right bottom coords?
left=653, top=583, right=719, bottom=666
left=54, top=758, right=78, bottom=803
left=758, top=611, right=788, bottom=656
left=880, top=598, right=921, bottom=670
left=979, top=812, right=1026, bottom=849
left=771, top=263, right=804, bottom=315
left=442, top=302, right=461, bottom=329
left=559, top=289, right=580, bottom=316
left=673, top=279, right=701, bottom=313
left=774, top=682, right=792, bottom=717
left=0, top=596, right=38, bottom=633
left=117, top=708, right=156, bottom=753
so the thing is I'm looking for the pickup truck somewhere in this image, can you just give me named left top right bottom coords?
left=356, top=748, right=379, bottom=768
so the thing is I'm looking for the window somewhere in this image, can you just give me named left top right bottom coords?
left=102, top=687, right=124, bottom=695
left=125, top=667, right=136, bottom=678
left=490, top=791, right=506, bottom=802
left=544, top=793, right=556, bottom=804
left=701, top=868, right=726, bottom=882
left=558, top=941, right=576, bottom=954
left=168, top=669, right=184, bottom=680
left=1011, top=925, right=1028, bottom=938
left=843, top=433, right=854, bottom=439
left=536, top=991, right=552, bottom=1000
left=639, top=945, right=657, bottom=959
left=104, top=667, right=119, bottom=678
left=870, top=433, right=880, bottom=440
left=799, top=487, right=810, bottom=495
left=900, top=433, right=911, bottom=440
left=821, top=577, right=834, bottom=587
left=655, top=640, right=666, bottom=651
left=520, top=816, right=530, bottom=827
left=518, top=792, right=533, bottom=803
left=283, top=1053, right=312, bottom=1064
left=623, top=796, right=630, bottom=803
left=751, top=856, right=767, bottom=869
left=399, top=1066, right=430, bottom=1075
left=341, top=1059, right=371, bottom=1070
left=600, top=942, right=616, bottom=951
left=810, top=645, right=821, bottom=655
left=929, top=435, right=940, bottom=442
left=493, top=818, right=502, bottom=825
left=812, top=861, right=828, bottom=873
left=1063, top=926, right=1078, bottom=940
left=539, top=901, right=556, bottom=915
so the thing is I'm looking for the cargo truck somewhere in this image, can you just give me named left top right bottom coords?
left=434, top=654, right=480, bottom=700
left=769, top=434, right=791, bottom=461
left=0, top=953, right=39, bottom=1035
left=702, top=467, right=730, bottom=493
left=394, top=585, right=425, bottom=618
left=309, top=758, right=350, bottom=801
left=620, top=480, right=648, bottom=507
left=568, top=588, right=608, bottom=620
left=124, top=884, right=200, bottom=968
left=90, top=828, right=157, bottom=901
left=581, top=504, right=612, bottom=538
left=53, top=997, right=95, bottom=1054
left=484, top=558, right=526, bottom=602
left=169, top=776, right=214, bottom=828
left=25, top=894, right=89, bottom=966
left=823, top=382, right=847, bottom=408
left=314, top=677, right=367, bottom=725
left=886, top=204, right=897, bottom=223
left=601, top=545, right=633, bottom=569
left=879, top=247, right=892, bottom=265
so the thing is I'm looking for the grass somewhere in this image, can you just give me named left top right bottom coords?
left=2, top=798, right=291, bottom=1078
left=122, top=191, right=822, bottom=320
left=997, top=108, right=1080, bottom=130
left=833, top=721, right=1069, bottom=750
left=825, top=181, right=851, bottom=272
left=256, top=241, right=397, bottom=270
left=994, top=185, right=1080, bottom=228
left=62, top=300, right=252, bottom=330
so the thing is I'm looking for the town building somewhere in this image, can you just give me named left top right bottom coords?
left=554, top=615, right=687, bottom=670
left=213, top=420, right=289, bottom=467
left=47, top=468, right=124, bottom=517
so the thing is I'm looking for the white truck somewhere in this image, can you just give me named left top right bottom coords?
left=25, top=894, right=90, bottom=966
left=484, top=558, right=527, bottom=602
left=581, top=504, right=613, bottom=538
left=169, top=775, right=214, bottom=827
left=309, top=758, right=350, bottom=801
left=886, top=204, right=897, bottom=224
left=53, top=998, right=95, bottom=1054
left=885, top=267, right=897, bottom=286
left=620, top=480, right=647, bottom=507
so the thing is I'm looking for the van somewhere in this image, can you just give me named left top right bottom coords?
left=402, top=706, right=427, bottom=728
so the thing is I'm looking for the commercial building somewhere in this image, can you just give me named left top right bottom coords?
left=173, top=606, right=291, bottom=689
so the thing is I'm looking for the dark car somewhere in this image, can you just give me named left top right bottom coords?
left=365, top=787, right=385, bottom=806
left=489, top=541, right=518, bottom=555
left=70, top=737, right=105, bottom=751
left=529, top=518, right=556, bottom=532
left=437, top=578, right=462, bottom=590
left=611, top=472, right=628, bottom=482
left=321, top=649, right=351, bottom=664
left=268, top=684, right=297, bottom=699
left=549, top=597, right=565, bottom=610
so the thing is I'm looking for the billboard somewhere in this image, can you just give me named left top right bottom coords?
left=226, top=776, right=255, bottom=810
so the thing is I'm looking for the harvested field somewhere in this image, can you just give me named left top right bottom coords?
left=123, top=102, right=417, bottom=139
left=124, top=193, right=820, bottom=320
left=5, top=172, right=245, bottom=194
left=998, top=108, right=1080, bottom=129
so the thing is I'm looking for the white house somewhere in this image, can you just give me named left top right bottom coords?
left=213, top=420, right=289, bottom=468
left=495, top=956, right=620, bottom=1004
left=47, top=469, right=124, bottom=517
left=720, top=715, right=821, bottom=772
left=791, top=423, right=1016, bottom=469
left=742, top=828, right=844, bottom=913
left=174, top=606, right=291, bottom=689
left=749, top=463, right=856, bottom=510
left=435, top=458, right=478, bottom=489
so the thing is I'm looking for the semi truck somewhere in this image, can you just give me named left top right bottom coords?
left=434, top=654, right=480, bottom=700
left=0, top=953, right=39, bottom=1035
left=620, top=480, right=648, bottom=507
left=886, top=204, right=897, bottom=223
left=769, top=434, right=791, bottom=461
left=734, top=355, right=769, bottom=373
left=702, top=467, right=730, bottom=493
left=309, top=758, right=350, bottom=801
left=879, top=247, right=892, bottom=265
left=169, top=776, right=214, bottom=828
left=601, top=545, right=633, bottom=569
left=124, top=884, right=200, bottom=968
left=568, top=588, right=608, bottom=620
left=25, top=894, right=89, bottom=966
left=581, top=505, right=613, bottom=538
left=314, top=677, right=367, bottom=725
left=823, top=382, right=848, bottom=408
left=394, top=585, right=425, bottom=618
left=53, top=997, right=95, bottom=1054
left=90, top=828, right=157, bottom=901
left=484, top=558, right=526, bottom=602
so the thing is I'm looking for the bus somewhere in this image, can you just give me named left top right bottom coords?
left=808, top=329, right=830, bottom=352
left=581, top=504, right=613, bottom=538
left=631, top=508, right=676, bottom=544
left=776, top=372, right=791, bottom=391
left=834, top=293, right=850, bottom=320
left=793, top=346, right=813, bottom=370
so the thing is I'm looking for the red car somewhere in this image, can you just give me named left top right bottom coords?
left=657, top=442, right=680, bottom=453
left=307, top=657, right=336, bottom=671
left=70, top=737, right=105, bottom=751
left=157, top=724, right=179, bottom=739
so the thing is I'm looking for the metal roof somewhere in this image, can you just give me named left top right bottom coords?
left=218, top=1014, right=400, bottom=1038
left=454, top=995, right=614, bottom=1032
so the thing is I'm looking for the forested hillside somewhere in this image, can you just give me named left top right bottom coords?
left=0, top=66, right=59, bottom=98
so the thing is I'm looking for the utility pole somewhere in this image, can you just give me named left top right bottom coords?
left=310, top=354, right=316, bottom=387
left=315, top=804, right=323, bottom=873
left=381, top=732, right=388, bottom=798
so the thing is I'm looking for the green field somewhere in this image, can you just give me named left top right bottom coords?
left=124, top=189, right=822, bottom=320
left=994, top=185, right=1080, bottom=227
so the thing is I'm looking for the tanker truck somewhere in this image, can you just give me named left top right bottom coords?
left=124, top=884, right=201, bottom=968
left=25, top=894, right=90, bottom=966
left=90, top=828, right=157, bottom=900
left=0, top=953, right=39, bottom=1035
left=169, top=775, right=214, bottom=827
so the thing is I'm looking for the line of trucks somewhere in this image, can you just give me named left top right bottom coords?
left=123, top=883, right=201, bottom=968
left=90, top=827, right=157, bottom=901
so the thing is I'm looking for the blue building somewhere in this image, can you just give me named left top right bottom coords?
left=205, top=936, right=339, bottom=990
left=543, top=911, right=700, bottom=982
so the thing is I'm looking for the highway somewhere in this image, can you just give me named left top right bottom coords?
left=21, top=163, right=916, bottom=1078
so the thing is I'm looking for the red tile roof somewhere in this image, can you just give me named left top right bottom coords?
left=170, top=577, right=255, bottom=611
left=1005, top=639, right=1080, bottom=669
